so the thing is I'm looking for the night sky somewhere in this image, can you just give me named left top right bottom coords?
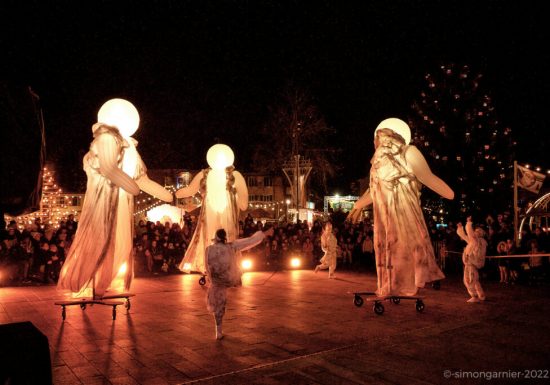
left=2, top=1, right=549, bottom=193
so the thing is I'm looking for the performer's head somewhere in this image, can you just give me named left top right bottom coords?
left=97, top=98, right=140, bottom=138
left=374, top=118, right=410, bottom=149
left=323, top=221, right=333, bottom=233
left=474, top=226, right=485, bottom=238
left=215, top=229, right=227, bottom=243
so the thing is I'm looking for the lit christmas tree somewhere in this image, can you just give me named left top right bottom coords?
left=408, top=63, right=516, bottom=220
left=7, top=166, right=82, bottom=230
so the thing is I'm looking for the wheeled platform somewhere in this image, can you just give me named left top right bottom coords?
left=54, top=293, right=135, bottom=320
left=352, top=291, right=425, bottom=315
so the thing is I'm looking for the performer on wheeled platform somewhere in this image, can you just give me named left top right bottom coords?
left=348, top=118, right=454, bottom=297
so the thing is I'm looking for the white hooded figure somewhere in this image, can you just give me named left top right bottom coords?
left=314, top=222, right=338, bottom=278
left=348, top=118, right=454, bottom=296
left=457, top=216, right=487, bottom=303
left=176, top=144, right=248, bottom=274
left=57, top=99, right=172, bottom=297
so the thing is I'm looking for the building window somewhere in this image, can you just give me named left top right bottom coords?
left=247, top=177, right=258, bottom=187
left=263, top=177, right=272, bottom=186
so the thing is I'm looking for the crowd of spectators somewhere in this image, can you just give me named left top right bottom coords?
left=0, top=215, right=77, bottom=286
left=1, top=210, right=548, bottom=287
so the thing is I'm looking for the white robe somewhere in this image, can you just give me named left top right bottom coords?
left=57, top=126, right=144, bottom=296
left=205, top=231, right=266, bottom=321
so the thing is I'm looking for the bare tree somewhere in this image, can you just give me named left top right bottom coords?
left=251, top=83, right=340, bottom=197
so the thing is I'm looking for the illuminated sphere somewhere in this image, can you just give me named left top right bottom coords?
left=206, top=144, right=234, bottom=170
left=374, top=118, right=411, bottom=145
left=97, top=98, right=140, bottom=137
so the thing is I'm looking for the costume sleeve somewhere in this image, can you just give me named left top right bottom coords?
left=233, top=231, right=265, bottom=252
left=175, top=171, right=203, bottom=198
left=136, top=175, right=172, bottom=202
left=95, top=133, right=140, bottom=195
left=465, top=220, right=475, bottom=243
left=233, top=170, right=249, bottom=211
left=457, top=225, right=468, bottom=243
left=405, top=145, right=454, bottom=200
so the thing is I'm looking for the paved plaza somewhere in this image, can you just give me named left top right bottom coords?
left=1, top=270, right=549, bottom=384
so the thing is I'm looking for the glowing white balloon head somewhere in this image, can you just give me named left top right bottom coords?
left=206, top=144, right=234, bottom=170
left=97, top=98, right=140, bottom=137
left=374, top=118, right=411, bottom=145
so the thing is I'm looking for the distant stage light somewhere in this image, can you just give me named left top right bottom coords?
left=290, top=257, right=301, bottom=268
left=241, top=259, right=253, bottom=271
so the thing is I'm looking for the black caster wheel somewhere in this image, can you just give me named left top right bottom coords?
left=432, top=281, right=441, bottom=290
left=61, top=306, right=66, bottom=320
left=80, top=303, right=87, bottom=310
left=373, top=302, right=385, bottom=315
left=391, top=297, right=401, bottom=305
left=416, top=300, right=425, bottom=313
left=125, top=299, right=131, bottom=310
left=198, top=276, right=206, bottom=286
left=353, top=295, right=364, bottom=307
left=112, top=306, right=117, bottom=320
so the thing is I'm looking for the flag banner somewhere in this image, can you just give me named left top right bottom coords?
left=516, top=164, right=546, bottom=193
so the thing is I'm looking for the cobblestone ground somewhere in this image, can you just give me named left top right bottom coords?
left=1, top=270, right=549, bottom=384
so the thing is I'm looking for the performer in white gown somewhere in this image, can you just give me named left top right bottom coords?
left=176, top=144, right=248, bottom=274
left=206, top=226, right=274, bottom=339
left=57, top=99, right=172, bottom=297
left=457, top=216, right=487, bottom=303
left=314, top=222, right=338, bottom=278
left=348, top=118, right=454, bottom=296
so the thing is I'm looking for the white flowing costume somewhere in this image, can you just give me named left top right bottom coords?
left=58, top=126, right=144, bottom=296
left=457, top=221, right=486, bottom=300
left=316, top=231, right=338, bottom=277
left=178, top=166, right=247, bottom=274
left=370, top=141, right=445, bottom=296
left=205, top=231, right=266, bottom=325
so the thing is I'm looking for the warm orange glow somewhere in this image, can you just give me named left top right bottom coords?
left=241, top=259, right=253, bottom=270
left=118, top=263, right=128, bottom=275
left=183, top=263, right=192, bottom=272
left=290, top=257, right=301, bottom=268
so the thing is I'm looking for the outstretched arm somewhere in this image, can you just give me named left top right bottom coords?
left=233, top=170, right=249, bottom=211
left=96, top=134, right=140, bottom=195
left=456, top=222, right=468, bottom=243
left=175, top=171, right=203, bottom=199
left=405, top=146, right=454, bottom=200
left=136, top=175, right=173, bottom=202
left=347, top=189, right=372, bottom=223
left=233, top=227, right=274, bottom=252
left=465, top=216, right=475, bottom=242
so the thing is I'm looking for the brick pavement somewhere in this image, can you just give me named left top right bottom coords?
left=1, top=270, right=549, bottom=384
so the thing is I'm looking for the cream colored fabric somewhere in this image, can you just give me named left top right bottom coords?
left=316, top=231, right=338, bottom=276
left=370, top=141, right=445, bottom=296
left=177, top=166, right=247, bottom=274
left=57, top=125, right=144, bottom=296
left=205, top=231, right=265, bottom=325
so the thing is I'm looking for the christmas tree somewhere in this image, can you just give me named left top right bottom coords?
left=408, top=63, right=516, bottom=220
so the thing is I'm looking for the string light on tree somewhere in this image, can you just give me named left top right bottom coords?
left=409, top=63, right=516, bottom=218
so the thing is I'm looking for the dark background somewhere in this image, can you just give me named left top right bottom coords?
left=2, top=0, right=548, bottom=193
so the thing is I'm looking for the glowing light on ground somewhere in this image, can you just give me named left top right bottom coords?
left=241, top=259, right=253, bottom=271
left=290, top=257, right=302, bottom=268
